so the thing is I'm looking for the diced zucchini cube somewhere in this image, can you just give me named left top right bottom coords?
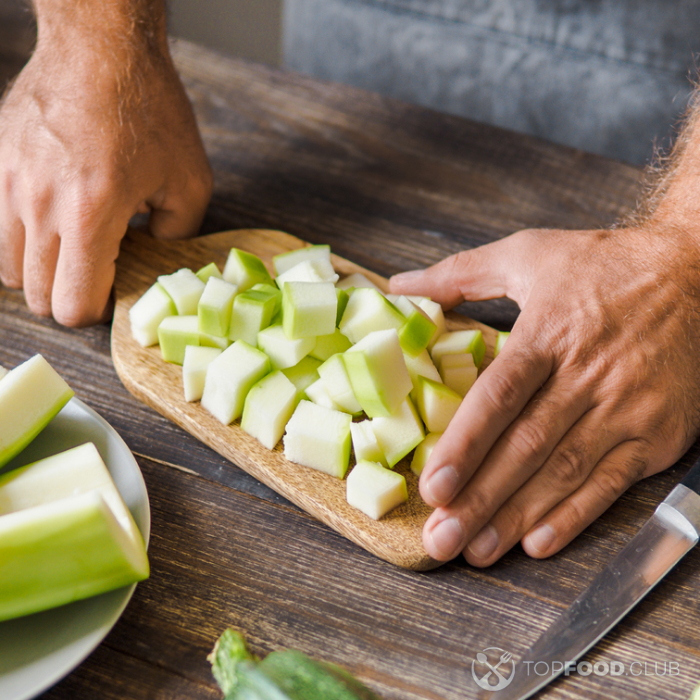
left=431, top=329, right=486, bottom=369
left=411, top=432, right=442, bottom=476
left=338, top=288, right=405, bottom=343
left=273, top=244, right=331, bottom=276
left=201, top=341, right=271, bottom=424
left=418, top=298, right=447, bottom=350
left=495, top=331, right=510, bottom=357
left=251, top=283, right=282, bottom=309
left=200, top=333, right=231, bottom=350
left=257, top=324, right=316, bottom=370
left=318, top=353, right=362, bottom=414
left=275, top=259, right=339, bottom=289
left=439, top=352, right=476, bottom=372
left=388, top=294, right=429, bottom=305
left=397, top=300, right=437, bottom=357
left=343, top=329, right=412, bottom=418
left=195, top=262, right=223, bottom=284
left=283, top=400, right=352, bottom=478
left=404, top=349, right=442, bottom=394
left=310, top=328, right=352, bottom=362
left=223, top=248, right=273, bottom=292
left=157, top=268, right=206, bottom=316
left=282, top=281, right=337, bottom=339
left=241, top=371, right=298, bottom=449
left=370, top=397, right=425, bottom=467
left=438, top=352, right=478, bottom=397
left=442, top=363, right=478, bottom=397
left=229, top=288, right=279, bottom=345
left=336, top=272, right=382, bottom=292
left=414, top=376, right=462, bottom=433
left=304, top=378, right=345, bottom=412
left=281, top=356, right=322, bottom=395
left=182, top=346, right=222, bottom=402
left=335, top=288, right=350, bottom=325
left=129, top=282, right=176, bottom=347
left=350, top=420, right=387, bottom=467
left=198, top=277, right=238, bottom=337
left=158, top=315, right=200, bottom=365
left=346, top=459, right=408, bottom=520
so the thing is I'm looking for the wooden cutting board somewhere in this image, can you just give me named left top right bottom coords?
left=112, top=229, right=500, bottom=570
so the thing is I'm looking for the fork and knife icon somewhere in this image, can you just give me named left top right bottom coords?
left=476, top=650, right=513, bottom=686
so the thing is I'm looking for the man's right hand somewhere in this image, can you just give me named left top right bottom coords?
left=0, top=0, right=213, bottom=327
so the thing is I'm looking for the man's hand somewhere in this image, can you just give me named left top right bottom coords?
left=0, top=0, right=212, bottom=326
left=390, top=223, right=700, bottom=566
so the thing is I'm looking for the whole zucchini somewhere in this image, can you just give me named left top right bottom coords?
left=208, top=629, right=381, bottom=700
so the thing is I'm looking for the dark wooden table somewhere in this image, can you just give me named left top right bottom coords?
left=2, top=3, right=700, bottom=698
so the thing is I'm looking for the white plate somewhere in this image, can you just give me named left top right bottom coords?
left=0, top=398, right=151, bottom=700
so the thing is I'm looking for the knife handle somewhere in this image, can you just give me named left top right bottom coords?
left=680, top=454, right=700, bottom=494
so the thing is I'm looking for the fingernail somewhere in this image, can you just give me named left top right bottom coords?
left=429, top=517, right=464, bottom=559
left=425, top=465, right=460, bottom=504
left=525, top=524, right=555, bottom=555
left=467, top=524, right=499, bottom=560
left=391, top=269, right=423, bottom=284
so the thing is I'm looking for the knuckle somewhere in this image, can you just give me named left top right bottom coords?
left=590, top=467, right=633, bottom=502
left=496, top=503, right=526, bottom=539
left=82, top=169, right=116, bottom=202
left=439, top=250, right=472, bottom=289
left=551, top=436, right=590, bottom=486
left=508, top=418, right=551, bottom=465
left=484, top=371, right=522, bottom=415
left=484, top=354, right=541, bottom=414
left=451, top=249, right=473, bottom=275
left=24, top=187, right=54, bottom=224
left=556, top=497, right=588, bottom=531
left=511, top=228, right=539, bottom=248
left=459, top=485, right=494, bottom=523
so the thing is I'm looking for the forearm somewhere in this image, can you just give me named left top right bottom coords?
left=25, top=0, right=178, bottom=136
left=30, top=0, right=172, bottom=105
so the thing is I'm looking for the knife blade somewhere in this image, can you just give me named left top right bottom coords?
left=481, top=456, right=700, bottom=700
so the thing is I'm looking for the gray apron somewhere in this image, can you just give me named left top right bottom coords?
left=283, top=0, right=700, bottom=165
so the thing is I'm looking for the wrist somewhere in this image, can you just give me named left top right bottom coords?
left=639, top=111, right=700, bottom=246
left=646, top=193, right=700, bottom=248
left=33, top=0, right=169, bottom=62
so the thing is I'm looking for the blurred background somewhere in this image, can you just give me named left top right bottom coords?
left=169, top=0, right=282, bottom=66
left=167, top=0, right=699, bottom=166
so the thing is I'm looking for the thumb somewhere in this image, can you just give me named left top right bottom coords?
left=389, top=230, right=538, bottom=309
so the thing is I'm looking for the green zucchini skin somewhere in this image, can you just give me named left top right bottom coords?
left=210, top=629, right=381, bottom=700
left=258, top=650, right=381, bottom=700
left=209, top=629, right=258, bottom=696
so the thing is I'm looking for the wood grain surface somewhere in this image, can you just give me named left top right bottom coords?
left=112, top=228, right=499, bottom=570
left=2, top=4, right=700, bottom=699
